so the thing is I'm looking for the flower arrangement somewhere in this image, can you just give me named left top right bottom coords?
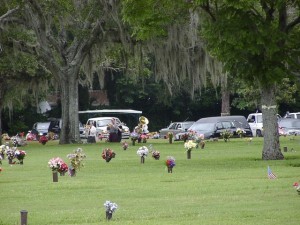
left=236, top=128, right=246, bottom=138
left=58, top=162, right=69, bottom=175
left=48, top=157, right=68, bottom=175
left=137, top=146, right=149, bottom=157
left=193, top=133, right=205, bottom=149
left=130, top=132, right=139, bottom=145
left=220, top=130, right=232, bottom=142
left=121, top=141, right=128, bottom=150
left=104, top=200, right=118, bottom=220
left=167, top=132, right=173, bottom=143
left=293, top=182, right=300, bottom=195
left=48, top=157, right=63, bottom=171
left=39, top=135, right=48, bottom=145
left=184, top=140, right=197, bottom=159
left=184, top=140, right=197, bottom=151
left=2, top=133, right=10, bottom=140
left=14, top=150, right=26, bottom=164
left=181, top=130, right=196, bottom=142
left=0, top=145, right=6, bottom=159
left=140, top=134, right=147, bottom=143
left=137, top=146, right=149, bottom=164
left=102, top=148, right=116, bottom=162
left=166, top=156, right=176, bottom=173
left=152, top=150, right=160, bottom=160
left=6, top=147, right=16, bottom=164
left=67, top=148, right=86, bottom=176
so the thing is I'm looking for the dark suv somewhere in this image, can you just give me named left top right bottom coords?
left=175, top=116, right=253, bottom=140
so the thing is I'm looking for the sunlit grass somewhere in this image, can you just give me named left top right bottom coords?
left=0, top=136, right=300, bottom=225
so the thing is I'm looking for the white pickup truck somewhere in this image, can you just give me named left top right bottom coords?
left=247, top=113, right=263, bottom=137
left=247, top=113, right=281, bottom=137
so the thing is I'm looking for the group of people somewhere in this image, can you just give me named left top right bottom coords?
left=85, top=116, right=149, bottom=143
left=85, top=118, right=122, bottom=143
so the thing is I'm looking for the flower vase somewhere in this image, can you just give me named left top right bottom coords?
left=19, top=160, right=23, bottom=165
left=8, top=158, right=13, bottom=164
left=59, top=171, right=66, bottom=176
left=123, top=146, right=127, bottom=150
left=132, top=140, right=136, bottom=146
left=168, top=167, right=173, bottom=173
left=52, top=171, right=58, bottom=182
left=187, top=150, right=191, bottom=159
left=169, top=137, right=172, bottom=144
left=0, top=153, right=4, bottom=160
left=106, top=157, right=112, bottom=163
left=200, top=142, right=205, bottom=149
left=106, top=211, right=113, bottom=220
left=69, top=168, right=76, bottom=177
left=141, top=156, right=145, bottom=164
left=143, top=139, right=147, bottom=143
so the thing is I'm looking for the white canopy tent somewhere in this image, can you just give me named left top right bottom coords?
left=78, top=109, right=142, bottom=115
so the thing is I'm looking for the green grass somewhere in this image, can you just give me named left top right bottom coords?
left=0, top=137, right=300, bottom=225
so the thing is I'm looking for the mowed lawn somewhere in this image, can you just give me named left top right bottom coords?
left=0, top=137, right=299, bottom=225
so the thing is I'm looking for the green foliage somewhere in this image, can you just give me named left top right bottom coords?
left=122, top=0, right=190, bottom=40
left=0, top=138, right=299, bottom=224
left=199, top=1, right=300, bottom=87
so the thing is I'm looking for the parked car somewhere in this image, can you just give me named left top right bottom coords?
left=86, top=117, right=130, bottom=139
left=278, top=118, right=300, bottom=135
left=32, top=122, right=51, bottom=136
left=284, top=112, right=300, bottom=119
left=159, top=121, right=195, bottom=138
left=247, top=113, right=281, bottom=137
left=175, top=115, right=252, bottom=140
left=48, top=118, right=85, bottom=138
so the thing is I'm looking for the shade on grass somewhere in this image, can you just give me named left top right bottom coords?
left=0, top=137, right=299, bottom=225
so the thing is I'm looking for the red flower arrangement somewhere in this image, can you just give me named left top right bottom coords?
left=39, top=135, right=48, bottom=145
left=166, top=156, right=176, bottom=173
left=58, top=162, right=69, bottom=176
left=152, top=150, right=160, bottom=160
left=102, top=148, right=116, bottom=162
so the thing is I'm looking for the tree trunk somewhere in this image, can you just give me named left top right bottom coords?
left=221, top=81, right=230, bottom=116
left=261, top=84, right=284, bottom=160
left=58, top=70, right=81, bottom=144
left=0, top=82, right=4, bottom=146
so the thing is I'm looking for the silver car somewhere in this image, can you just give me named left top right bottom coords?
left=159, top=121, right=195, bottom=139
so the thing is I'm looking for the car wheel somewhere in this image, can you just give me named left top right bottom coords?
left=256, top=130, right=263, bottom=137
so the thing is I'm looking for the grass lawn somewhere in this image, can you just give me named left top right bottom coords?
left=0, top=136, right=299, bottom=225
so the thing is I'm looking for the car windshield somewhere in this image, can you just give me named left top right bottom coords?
left=37, top=123, right=49, bottom=129
left=189, top=122, right=215, bottom=132
left=96, top=119, right=112, bottom=127
left=182, top=123, right=194, bottom=129
left=279, top=120, right=300, bottom=128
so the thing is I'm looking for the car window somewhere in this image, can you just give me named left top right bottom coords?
left=222, top=121, right=232, bottom=129
left=182, top=123, right=193, bottom=129
left=177, top=124, right=182, bottom=129
left=216, top=122, right=223, bottom=129
left=169, top=123, right=177, bottom=129
left=190, top=122, right=215, bottom=132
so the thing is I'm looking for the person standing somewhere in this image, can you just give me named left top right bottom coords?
left=87, top=121, right=97, bottom=143
left=108, top=118, right=121, bottom=142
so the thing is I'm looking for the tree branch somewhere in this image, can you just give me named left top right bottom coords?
left=286, top=16, right=300, bottom=33
left=0, top=7, right=19, bottom=23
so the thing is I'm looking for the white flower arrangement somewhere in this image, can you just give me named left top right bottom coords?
left=104, top=200, right=118, bottom=213
left=184, top=140, right=197, bottom=151
left=137, top=146, right=149, bottom=157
